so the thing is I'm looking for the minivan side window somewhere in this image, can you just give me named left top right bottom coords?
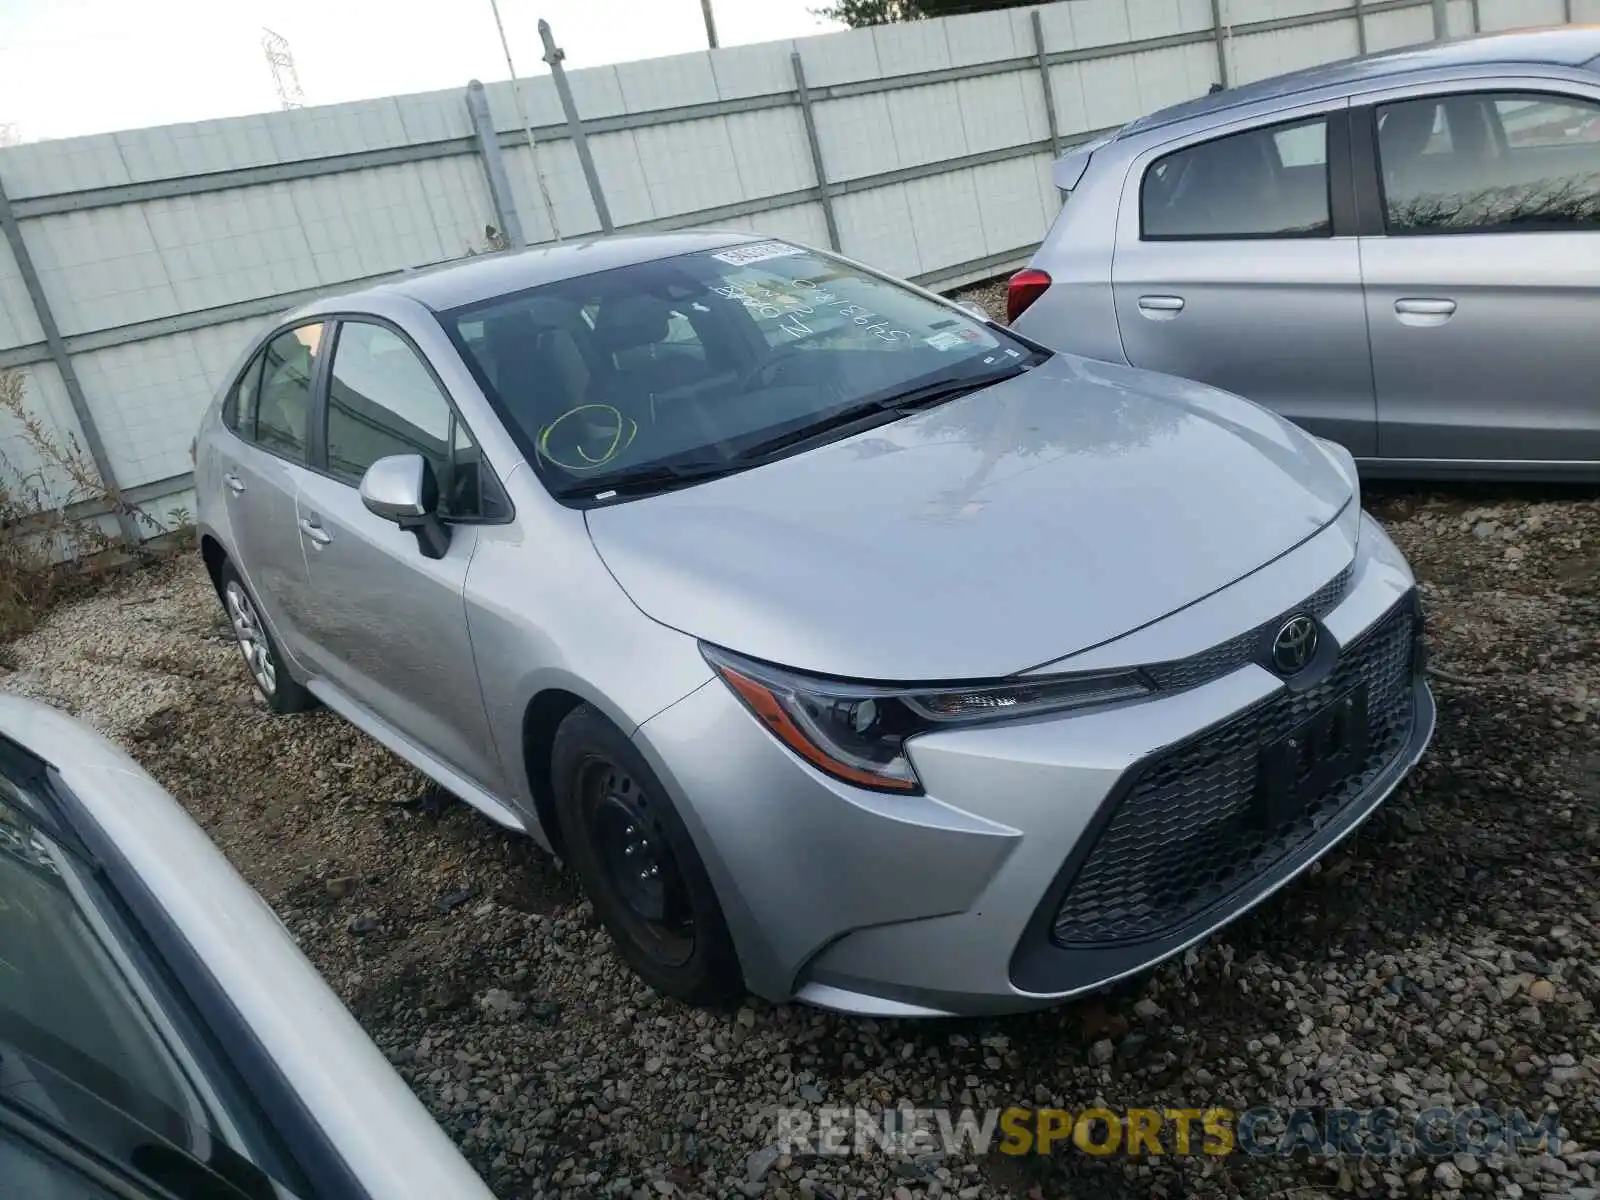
left=325, top=321, right=492, bottom=519
left=1142, top=116, right=1331, bottom=240
left=1376, top=92, right=1600, bottom=233
left=248, top=323, right=326, bottom=462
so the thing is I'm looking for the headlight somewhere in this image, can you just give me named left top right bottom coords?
left=702, top=645, right=1152, bottom=793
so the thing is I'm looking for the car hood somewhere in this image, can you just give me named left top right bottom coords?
left=585, top=354, right=1353, bottom=680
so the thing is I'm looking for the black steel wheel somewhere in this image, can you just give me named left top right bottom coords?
left=551, top=704, right=742, bottom=1005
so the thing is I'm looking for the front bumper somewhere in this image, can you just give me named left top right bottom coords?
left=633, top=511, right=1434, bottom=1016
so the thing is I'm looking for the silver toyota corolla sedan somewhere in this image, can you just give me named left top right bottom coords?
left=0, top=695, right=495, bottom=1199
left=193, top=231, right=1435, bottom=1017
left=1011, top=26, right=1600, bottom=481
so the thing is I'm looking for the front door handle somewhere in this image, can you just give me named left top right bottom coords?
left=223, top=473, right=245, bottom=495
left=297, top=517, right=332, bottom=547
left=1137, top=295, right=1185, bottom=320
left=1394, top=297, right=1456, bottom=326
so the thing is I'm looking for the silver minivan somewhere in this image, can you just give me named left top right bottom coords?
left=1012, top=26, right=1600, bottom=481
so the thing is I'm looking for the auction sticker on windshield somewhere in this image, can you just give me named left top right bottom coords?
left=712, top=241, right=808, bottom=266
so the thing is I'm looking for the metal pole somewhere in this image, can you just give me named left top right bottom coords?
left=1431, top=0, right=1449, bottom=40
left=1031, top=11, right=1063, bottom=158
left=0, top=176, right=140, bottom=548
left=700, top=0, right=719, bottom=49
left=465, top=81, right=525, bottom=249
left=539, top=20, right=613, bottom=235
left=790, top=52, right=840, bottom=251
left=1468, top=0, right=1480, bottom=32
left=1354, top=0, right=1367, bottom=55
left=1564, top=0, right=1574, bottom=24
left=487, top=0, right=561, bottom=243
left=1209, top=0, right=1230, bottom=89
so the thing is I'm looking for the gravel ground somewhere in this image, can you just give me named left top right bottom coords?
left=3, top=482, right=1597, bottom=1199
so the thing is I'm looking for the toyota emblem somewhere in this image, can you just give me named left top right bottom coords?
left=1270, top=615, right=1319, bottom=676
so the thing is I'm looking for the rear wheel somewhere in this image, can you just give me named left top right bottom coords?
left=551, top=704, right=742, bottom=1005
left=218, top=562, right=314, bottom=715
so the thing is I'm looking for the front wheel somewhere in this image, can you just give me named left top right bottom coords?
left=551, top=704, right=743, bottom=1006
left=218, top=562, right=314, bottom=715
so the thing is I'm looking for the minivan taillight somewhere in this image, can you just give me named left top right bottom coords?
left=1006, top=268, right=1051, bottom=324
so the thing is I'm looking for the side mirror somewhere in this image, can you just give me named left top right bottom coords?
left=359, top=454, right=450, bottom=560
left=957, top=300, right=992, bottom=322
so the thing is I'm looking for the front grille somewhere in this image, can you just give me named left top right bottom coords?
left=1144, top=563, right=1354, bottom=694
left=1051, top=596, right=1418, bottom=947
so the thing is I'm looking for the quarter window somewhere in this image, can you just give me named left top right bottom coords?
left=1376, top=92, right=1600, bottom=233
left=325, top=321, right=491, bottom=518
left=251, top=323, right=325, bottom=462
left=1142, top=116, right=1331, bottom=240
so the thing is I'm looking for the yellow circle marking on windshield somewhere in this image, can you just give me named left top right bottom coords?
left=538, top=404, right=638, bottom=472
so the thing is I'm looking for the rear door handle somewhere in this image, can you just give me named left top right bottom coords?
left=1394, top=297, right=1456, bottom=326
left=1136, top=295, right=1185, bottom=320
left=297, top=517, right=332, bottom=547
left=223, top=473, right=245, bottom=495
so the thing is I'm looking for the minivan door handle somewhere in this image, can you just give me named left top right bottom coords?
left=223, top=473, right=245, bottom=495
left=1394, top=297, right=1456, bottom=326
left=1136, top=295, right=1185, bottom=320
left=297, top=517, right=332, bottom=547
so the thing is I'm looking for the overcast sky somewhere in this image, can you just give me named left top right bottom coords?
left=0, top=0, right=845, bottom=142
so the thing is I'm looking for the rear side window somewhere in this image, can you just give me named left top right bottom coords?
left=1377, top=91, right=1600, bottom=233
left=1142, top=116, right=1331, bottom=239
left=251, top=323, right=326, bottom=462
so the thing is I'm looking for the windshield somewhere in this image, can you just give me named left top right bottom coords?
left=441, top=240, right=1040, bottom=499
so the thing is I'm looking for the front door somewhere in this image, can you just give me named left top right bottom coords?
left=1113, top=102, right=1378, bottom=455
left=293, top=318, right=504, bottom=794
left=1356, top=83, right=1600, bottom=467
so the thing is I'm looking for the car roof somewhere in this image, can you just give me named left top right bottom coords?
left=1119, top=26, right=1600, bottom=138
left=348, top=228, right=758, bottom=313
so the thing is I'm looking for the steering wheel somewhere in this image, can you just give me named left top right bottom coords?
left=536, top=403, right=640, bottom=473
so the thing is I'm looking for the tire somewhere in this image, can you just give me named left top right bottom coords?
left=551, top=704, right=743, bottom=1006
left=217, top=561, right=315, bottom=715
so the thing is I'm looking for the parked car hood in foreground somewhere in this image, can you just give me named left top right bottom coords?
left=586, top=354, right=1353, bottom=681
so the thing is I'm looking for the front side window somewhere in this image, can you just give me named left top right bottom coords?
left=325, top=321, right=497, bottom=519
left=443, top=241, right=1040, bottom=501
left=1377, top=91, right=1600, bottom=232
left=1142, top=116, right=1331, bottom=239
left=252, top=323, right=325, bottom=462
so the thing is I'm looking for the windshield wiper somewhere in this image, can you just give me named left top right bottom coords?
left=551, top=457, right=740, bottom=501
left=731, top=360, right=1038, bottom=463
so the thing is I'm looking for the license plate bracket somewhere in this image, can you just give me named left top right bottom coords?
left=1254, top=684, right=1369, bottom=828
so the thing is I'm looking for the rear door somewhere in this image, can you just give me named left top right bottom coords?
left=1353, top=79, right=1600, bottom=467
left=293, top=317, right=507, bottom=793
left=213, top=323, right=326, bottom=666
left=1112, top=100, right=1378, bottom=455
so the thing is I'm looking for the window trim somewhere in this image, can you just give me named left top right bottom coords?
left=1358, top=85, right=1600, bottom=238
left=218, top=319, right=330, bottom=469
left=5, top=738, right=372, bottom=1200
left=307, top=313, right=514, bottom=526
left=1137, top=108, right=1352, bottom=243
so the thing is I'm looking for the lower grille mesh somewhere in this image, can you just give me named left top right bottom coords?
left=1051, top=599, right=1418, bottom=947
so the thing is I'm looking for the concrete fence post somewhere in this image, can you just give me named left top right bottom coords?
left=1030, top=11, right=1063, bottom=158
left=791, top=52, right=842, bottom=251
left=538, top=20, right=613, bottom=235
left=1431, top=0, right=1449, bottom=40
left=1468, top=0, right=1481, bottom=32
left=1565, top=0, right=1574, bottom=23
left=1209, top=0, right=1231, bottom=88
left=464, top=81, right=526, bottom=249
left=0, top=175, right=140, bottom=548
